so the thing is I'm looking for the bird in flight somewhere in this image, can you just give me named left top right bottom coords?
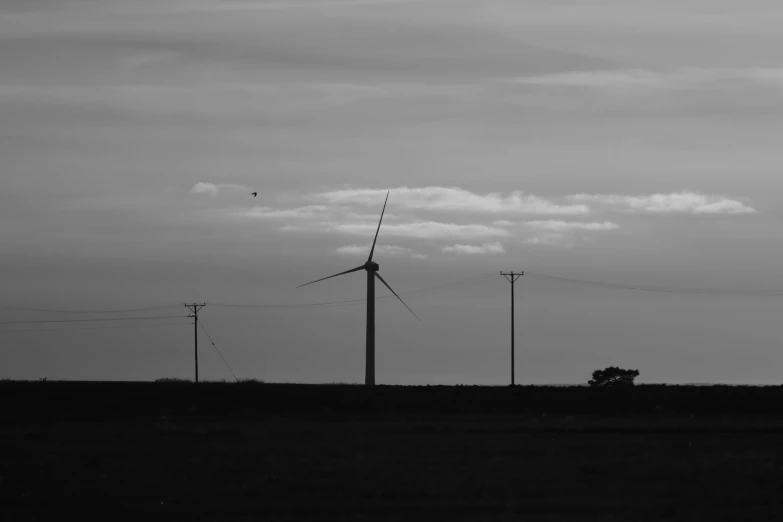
left=251, top=192, right=257, bottom=197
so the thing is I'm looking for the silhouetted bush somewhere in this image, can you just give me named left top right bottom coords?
left=588, top=367, right=640, bottom=388
left=154, top=377, right=191, bottom=383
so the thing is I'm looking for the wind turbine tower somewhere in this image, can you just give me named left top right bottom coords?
left=298, top=192, right=419, bottom=385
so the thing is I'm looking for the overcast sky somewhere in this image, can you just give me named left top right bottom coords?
left=2, top=0, right=783, bottom=384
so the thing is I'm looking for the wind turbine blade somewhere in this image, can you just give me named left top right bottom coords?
left=367, top=191, right=390, bottom=263
left=375, top=272, right=420, bottom=321
left=297, top=266, right=365, bottom=288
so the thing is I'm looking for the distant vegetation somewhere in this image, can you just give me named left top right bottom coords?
left=588, top=367, right=640, bottom=388
left=154, top=378, right=265, bottom=384
left=3, top=381, right=783, bottom=418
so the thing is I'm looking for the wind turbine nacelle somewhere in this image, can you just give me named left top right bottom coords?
left=364, top=261, right=380, bottom=272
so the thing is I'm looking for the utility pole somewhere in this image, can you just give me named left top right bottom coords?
left=185, top=303, right=206, bottom=383
left=500, top=271, right=523, bottom=386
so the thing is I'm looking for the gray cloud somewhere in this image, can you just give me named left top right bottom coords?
left=525, top=220, right=619, bottom=231
left=441, top=242, right=505, bottom=255
left=313, top=186, right=589, bottom=215
left=567, top=192, right=757, bottom=215
left=321, top=221, right=511, bottom=240
left=233, top=187, right=755, bottom=251
left=336, top=243, right=427, bottom=259
left=523, top=233, right=569, bottom=246
left=190, top=182, right=248, bottom=196
left=511, top=68, right=783, bottom=92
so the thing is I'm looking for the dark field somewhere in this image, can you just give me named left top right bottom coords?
left=2, top=383, right=783, bottom=521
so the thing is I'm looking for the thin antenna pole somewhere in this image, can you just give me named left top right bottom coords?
left=500, top=272, right=523, bottom=386
left=185, top=303, right=206, bottom=383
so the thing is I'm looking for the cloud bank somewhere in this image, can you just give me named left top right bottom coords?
left=512, top=68, right=783, bottom=92
left=441, top=242, right=505, bottom=256
left=525, top=220, right=619, bottom=231
left=566, top=192, right=757, bottom=215
left=313, top=186, right=589, bottom=215
left=320, top=221, right=511, bottom=240
left=524, top=233, right=569, bottom=246
left=194, top=184, right=757, bottom=256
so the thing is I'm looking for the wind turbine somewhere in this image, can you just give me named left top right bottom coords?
left=297, top=192, right=419, bottom=386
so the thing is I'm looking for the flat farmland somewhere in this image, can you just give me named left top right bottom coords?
left=2, top=383, right=782, bottom=521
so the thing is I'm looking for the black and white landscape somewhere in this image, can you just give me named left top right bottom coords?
left=1, top=1, right=782, bottom=519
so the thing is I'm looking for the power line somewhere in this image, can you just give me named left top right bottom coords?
left=210, top=298, right=366, bottom=309
left=198, top=319, right=239, bottom=382
left=0, top=273, right=500, bottom=315
left=208, top=271, right=499, bottom=309
left=526, top=272, right=783, bottom=296
left=0, top=303, right=183, bottom=314
left=0, top=315, right=185, bottom=325
left=393, top=272, right=499, bottom=299
left=0, top=322, right=189, bottom=334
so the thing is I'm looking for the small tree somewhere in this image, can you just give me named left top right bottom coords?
left=588, top=366, right=639, bottom=388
